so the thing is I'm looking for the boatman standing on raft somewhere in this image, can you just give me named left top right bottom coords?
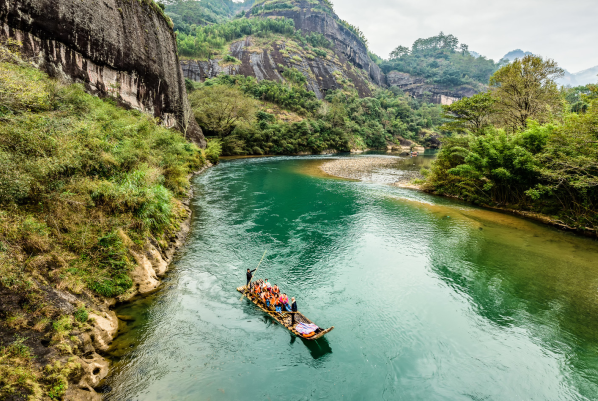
left=246, top=268, right=257, bottom=287
left=291, top=297, right=298, bottom=325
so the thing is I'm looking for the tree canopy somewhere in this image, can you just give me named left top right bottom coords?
left=189, top=84, right=257, bottom=136
left=489, top=55, right=564, bottom=130
left=441, top=92, right=496, bottom=134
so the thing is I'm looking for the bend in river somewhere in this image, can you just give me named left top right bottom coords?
left=104, top=156, right=598, bottom=401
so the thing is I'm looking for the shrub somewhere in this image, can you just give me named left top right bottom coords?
left=0, top=336, right=42, bottom=400
left=44, top=359, right=80, bottom=400
left=223, top=54, right=240, bottom=63
left=313, top=48, right=327, bottom=58
left=73, top=307, right=88, bottom=323
left=205, top=139, right=222, bottom=164
left=88, top=231, right=133, bottom=298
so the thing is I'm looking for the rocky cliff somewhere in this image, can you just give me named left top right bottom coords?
left=251, top=0, right=385, bottom=86
left=386, top=71, right=482, bottom=105
left=0, top=0, right=205, bottom=146
left=182, top=0, right=385, bottom=99
left=182, top=35, right=378, bottom=99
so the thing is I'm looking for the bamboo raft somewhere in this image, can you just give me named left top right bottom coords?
left=237, top=285, right=334, bottom=340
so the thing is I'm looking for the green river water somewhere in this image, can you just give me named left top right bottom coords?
left=104, top=155, right=598, bottom=401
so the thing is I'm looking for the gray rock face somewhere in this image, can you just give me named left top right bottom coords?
left=258, top=1, right=385, bottom=86
left=182, top=0, right=384, bottom=99
left=0, top=0, right=204, bottom=146
left=182, top=36, right=372, bottom=99
left=386, top=71, right=481, bottom=105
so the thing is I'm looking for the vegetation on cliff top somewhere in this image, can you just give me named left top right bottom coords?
left=250, top=0, right=370, bottom=48
left=176, top=16, right=296, bottom=58
left=381, top=32, right=502, bottom=87
left=165, top=0, right=255, bottom=28
left=0, top=42, right=207, bottom=399
left=175, top=14, right=331, bottom=59
left=423, top=55, right=598, bottom=232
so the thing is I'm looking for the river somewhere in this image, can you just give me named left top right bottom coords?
left=103, top=155, right=598, bottom=401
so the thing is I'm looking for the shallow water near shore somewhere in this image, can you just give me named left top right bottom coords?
left=104, top=156, right=598, bottom=401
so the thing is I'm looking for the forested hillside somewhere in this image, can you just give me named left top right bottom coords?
left=162, top=0, right=445, bottom=155
left=171, top=0, right=385, bottom=97
left=381, top=32, right=501, bottom=87
left=187, top=74, right=442, bottom=157
left=165, top=0, right=255, bottom=31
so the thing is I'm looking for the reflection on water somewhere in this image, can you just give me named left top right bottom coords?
left=104, top=156, right=598, bottom=401
left=299, top=336, right=333, bottom=360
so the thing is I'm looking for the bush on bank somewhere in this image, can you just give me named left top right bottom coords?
left=424, top=56, right=598, bottom=232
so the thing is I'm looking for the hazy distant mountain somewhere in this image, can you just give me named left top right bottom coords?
left=501, top=49, right=597, bottom=86
left=502, top=49, right=533, bottom=62
left=559, top=66, right=598, bottom=86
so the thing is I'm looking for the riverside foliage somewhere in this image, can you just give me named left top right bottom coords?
left=424, top=55, right=598, bottom=232
left=188, top=75, right=443, bottom=155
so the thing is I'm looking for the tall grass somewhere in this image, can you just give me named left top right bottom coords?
left=0, top=54, right=205, bottom=299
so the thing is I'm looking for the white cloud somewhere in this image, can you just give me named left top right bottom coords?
left=332, top=0, right=598, bottom=73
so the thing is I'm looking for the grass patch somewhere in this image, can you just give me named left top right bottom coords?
left=0, top=335, right=42, bottom=400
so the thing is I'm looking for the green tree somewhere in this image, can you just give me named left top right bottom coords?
left=389, top=45, right=409, bottom=59
left=489, top=55, right=564, bottom=131
left=381, top=33, right=500, bottom=86
left=282, top=67, right=307, bottom=87
left=189, top=85, right=257, bottom=136
left=441, top=92, right=496, bottom=134
left=424, top=124, right=550, bottom=205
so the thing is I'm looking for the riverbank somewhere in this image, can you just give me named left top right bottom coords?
left=318, top=157, right=596, bottom=238
left=0, top=102, right=211, bottom=400
left=81, top=163, right=212, bottom=399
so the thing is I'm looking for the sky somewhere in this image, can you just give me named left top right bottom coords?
left=330, top=0, right=598, bottom=73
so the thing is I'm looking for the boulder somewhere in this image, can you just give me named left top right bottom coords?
left=88, top=311, right=118, bottom=352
